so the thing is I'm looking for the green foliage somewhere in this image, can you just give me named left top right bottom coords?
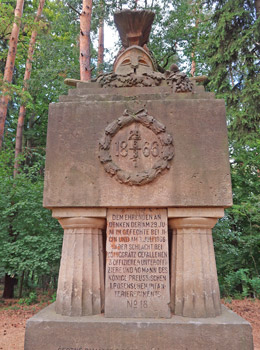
left=213, top=140, right=260, bottom=297
left=50, top=291, right=56, bottom=303
left=0, top=2, right=17, bottom=71
left=18, top=291, right=38, bottom=305
left=7, top=305, right=20, bottom=311
left=214, top=216, right=260, bottom=298
left=0, top=0, right=259, bottom=299
left=0, top=150, right=63, bottom=293
left=203, top=0, right=260, bottom=140
left=204, top=0, right=260, bottom=298
left=1, top=0, right=82, bottom=149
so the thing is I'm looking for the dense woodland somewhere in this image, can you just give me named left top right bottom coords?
left=0, top=0, right=259, bottom=300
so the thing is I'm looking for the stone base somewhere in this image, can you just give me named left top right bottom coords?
left=24, top=303, right=253, bottom=350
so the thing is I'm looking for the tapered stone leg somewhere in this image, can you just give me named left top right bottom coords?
left=169, top=217, right=221, bottom=318
left=55, top=217, right=106, bottom=316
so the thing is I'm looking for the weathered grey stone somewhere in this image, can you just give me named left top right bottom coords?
left=43, top=96, right=232, bottom=208
left=169, top=218, right=221, bottom=318
left=58, top=92, right=216, bottom=104
left=55, top=218, right=106, bottom=317
left=69, top=82, right=204, bottom=94
left=113, top=47, right=155, bottom=75
left=114, top=10, right=155, bottom=48
left=31, top=8, right=252, bottom=350
left=24, top=303, right=254, bottom=350
left=105, top=209, right=170, bottom=318
left=68, top=85, right=171, bottom=96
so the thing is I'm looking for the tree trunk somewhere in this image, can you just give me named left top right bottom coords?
left=190, top=20, right=199, bottom=77
left=14, top=0, right=45, bottom=177
left=189, top=1, right=200, bottom=77
left=97, top=17, right=104, bottom=74
left=256, top=0, right=260, bottom=18
left=229, top=63, right=235, bottom=88
left=0, top=0, right=24, bottom=149
left=80, top=0, right=93, bottom=81
left=2, top=274, right=18, bottom=298
left=18, top=271, right=25, bottom=298
left=190, top=52, right=196, bottom=77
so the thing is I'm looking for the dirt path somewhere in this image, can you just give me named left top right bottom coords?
left=223, top=298, right=260, bottom=349
left=1, top=298, right=259, bottom=350
left=0, top=299, right=50, bottom=350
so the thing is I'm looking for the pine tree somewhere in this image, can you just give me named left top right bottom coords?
left=0, top=0, right=24, bottom=149
left=202, top=0, right=260, bottom=297
left=14, top=0, right=46, bottom=177
left=80, top=0, right=93, bottom=80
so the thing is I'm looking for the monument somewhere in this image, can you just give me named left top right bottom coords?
left=24, top=9, right=253, bottom=350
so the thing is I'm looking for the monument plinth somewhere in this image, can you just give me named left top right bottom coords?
left=25, top=9, right=253, bottom=350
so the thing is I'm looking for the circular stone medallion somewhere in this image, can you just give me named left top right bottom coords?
left=99, top=109, right=174, bottom=186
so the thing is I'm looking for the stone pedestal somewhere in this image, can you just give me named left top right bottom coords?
left=24, top=303, right=254, bottom=350
left=55, top=217, right=106, bottom=316
left=169, top=217, right=221, bottom=318
left=35, top=66, right=253, bottom=348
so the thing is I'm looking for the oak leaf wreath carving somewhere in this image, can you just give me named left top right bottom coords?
left=98, top=109, right=174, bottom=186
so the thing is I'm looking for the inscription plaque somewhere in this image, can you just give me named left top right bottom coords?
left=105, top=208, right=171, bottom=318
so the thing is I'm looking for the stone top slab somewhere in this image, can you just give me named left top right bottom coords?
left=43, top=97, right=232, bottom=208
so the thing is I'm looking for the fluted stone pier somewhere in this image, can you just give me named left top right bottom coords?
left=55, top=216, right=106, bottom=316
left=168, top=209, right=222, bottom=318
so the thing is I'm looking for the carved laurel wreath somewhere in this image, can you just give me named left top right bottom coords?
left=99, top=109, right=174, bottom=186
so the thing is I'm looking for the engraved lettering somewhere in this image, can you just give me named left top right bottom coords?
left=105, top=209, right=170, bottom=318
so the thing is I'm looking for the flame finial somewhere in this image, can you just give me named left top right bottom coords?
left=114, top=9, right=155, bottom=48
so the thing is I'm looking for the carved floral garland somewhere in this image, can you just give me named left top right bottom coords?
left=93, top=71, right=193, bottom=92
left=99, top=109, right=174, bottom=186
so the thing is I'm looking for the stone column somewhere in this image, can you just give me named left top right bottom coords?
left=169, top=217, right=221, bottom=318
left=55, top=217, right=106, bottom=316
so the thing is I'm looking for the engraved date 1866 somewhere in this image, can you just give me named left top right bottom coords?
left=99, top=109, right=174, bottom=186
left=115, top=128, right=160, bottom=168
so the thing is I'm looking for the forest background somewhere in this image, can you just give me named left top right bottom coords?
left=0, top=0, right=259, bottom=302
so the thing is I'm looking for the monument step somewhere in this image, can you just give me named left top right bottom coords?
left=25, top=303, right=253, bottom=350
left=73, top=83, right=205, bottom=93
left=59, top=92, right=215, bottom=102
left=68, top=86, right=172, bottom=96
left=67, top=84, right=205, bottom=96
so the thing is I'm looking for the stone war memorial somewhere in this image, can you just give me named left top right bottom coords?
left=25, top=9, right=253, bottom=350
